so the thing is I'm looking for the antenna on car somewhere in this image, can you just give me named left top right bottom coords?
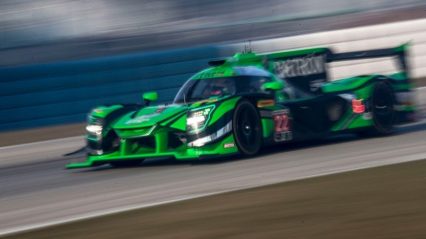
left=244, top=40, right=253, bottom=53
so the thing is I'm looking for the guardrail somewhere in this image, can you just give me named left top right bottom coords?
left=0, top=18, right=425, bottom=131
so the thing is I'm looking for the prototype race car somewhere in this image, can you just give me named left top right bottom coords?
left=67, top=44, right=415, bottom=168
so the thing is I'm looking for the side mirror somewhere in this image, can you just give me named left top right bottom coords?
left=262, top=81, right=284, bottom=91
left=143, top=92, right=158, bottom=106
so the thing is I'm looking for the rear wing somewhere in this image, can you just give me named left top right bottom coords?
left=328, top=43, right=410, bottom=79
left=208, top=44, right=410, bottom=95
left=265, top=43, right=410, bottom=94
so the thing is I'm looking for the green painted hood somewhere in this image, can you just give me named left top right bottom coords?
left=113, top=104, right=188, bottom=129
left=112, top=95, right=232, bottom=130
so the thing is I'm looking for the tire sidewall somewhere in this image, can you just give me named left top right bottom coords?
left=232, top=99, right=262, bottom=156
left=371, top=81, right=395, bottom=135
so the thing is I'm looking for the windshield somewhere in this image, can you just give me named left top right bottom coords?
left=173, top=76, right=272, bottom=104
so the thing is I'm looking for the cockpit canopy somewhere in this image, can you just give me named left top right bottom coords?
left=174, top=66, right=276, bottom=104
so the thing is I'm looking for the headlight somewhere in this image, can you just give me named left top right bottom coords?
left=86, top=125, right=103, bottom=136
left=187, top=114, right=206, bottom=126
left=187, top=106, right=214, bottom=133
left=86, top=116, right=104, bottom=137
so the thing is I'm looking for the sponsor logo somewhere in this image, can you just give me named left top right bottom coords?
left=224, top=143, right=235, bottom=148
left=274, top=131, right=293, bottom=142
left=274, top=54, right=326, bottom=78
left=257, top=99, right=275, bottom=108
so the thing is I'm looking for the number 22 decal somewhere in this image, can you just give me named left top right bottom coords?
left=274, top=114, right=289, bottom=132
left=273, top=110, right=290, bottom=132
left=272, top=110, right=292, bottom=142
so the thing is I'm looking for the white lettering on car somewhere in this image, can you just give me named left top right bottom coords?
left=274, top=55, right=326, bottom=78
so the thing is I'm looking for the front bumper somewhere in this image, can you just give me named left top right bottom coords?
left=66, top=134, right=237, bottom=169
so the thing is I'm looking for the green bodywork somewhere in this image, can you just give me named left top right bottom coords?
left=67, top=44, right=415, bottom=169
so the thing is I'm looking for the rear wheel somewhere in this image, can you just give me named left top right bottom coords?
left=110, top=159, right=144, bottom=168
left=233, top=100, right=262, bottom=156
left=359, top=81, right=395, bottom=136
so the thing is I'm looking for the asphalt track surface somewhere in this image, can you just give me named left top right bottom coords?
left=0, top=99, right=425, bottom=236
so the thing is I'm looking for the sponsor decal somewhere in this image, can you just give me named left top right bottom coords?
left=224, top=143, right=235, bottom=148
left=272, top=109, right=292, bottom=142
left=257, top=99, right=275, bottom=108
left=274, top=54, right=326, bottom=78
left=273, top=54, right=327, bottom=94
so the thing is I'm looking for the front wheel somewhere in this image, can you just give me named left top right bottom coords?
left=233, top=100, right=262, bottom=156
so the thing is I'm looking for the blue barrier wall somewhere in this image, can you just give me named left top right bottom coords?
left=0, top=45, right=237, bottom=131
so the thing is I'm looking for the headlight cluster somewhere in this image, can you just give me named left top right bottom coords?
left=86, top=117, right=104, bottom=138
left=186, top=106, right=214, bottom=133
left=86, top=125, right=103, bottom=136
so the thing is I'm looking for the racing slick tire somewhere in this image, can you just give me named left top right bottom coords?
left=232, top=100, right=262, bottom=156
left=359, top=81, right=396, bottom=137
left=110, top=159, right=144, bottom=168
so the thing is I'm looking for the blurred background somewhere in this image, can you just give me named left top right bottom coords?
left=0, top=0, right=425, bottom=132
left=0, top=0, right=425, bottom=65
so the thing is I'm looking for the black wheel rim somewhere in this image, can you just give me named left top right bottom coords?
left=235, top=104, right=261, bottom=154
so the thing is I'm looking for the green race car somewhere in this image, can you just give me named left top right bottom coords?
left=67, top=44, right=416, bottom=169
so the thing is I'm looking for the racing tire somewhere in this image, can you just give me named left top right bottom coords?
left=110, top=159, right=144, bottom=168
left=232, top=100, right=262, bottom=156
left=359, top=81, right=396, bottom=136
